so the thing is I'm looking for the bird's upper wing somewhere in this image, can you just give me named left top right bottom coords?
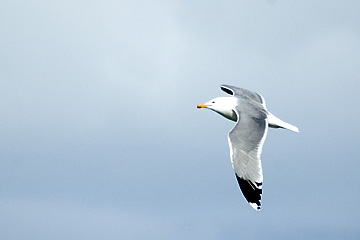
left=220, top=84, right=266, bottom=107
left=228, top=106, right=268, bottom=211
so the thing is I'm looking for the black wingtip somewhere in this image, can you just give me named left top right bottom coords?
left=220, top=85, right=234, bottom=95
left=235, top=174, right=262, bottom=210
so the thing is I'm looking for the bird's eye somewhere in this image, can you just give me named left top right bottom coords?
left=212, top=101, right=215, bottom=103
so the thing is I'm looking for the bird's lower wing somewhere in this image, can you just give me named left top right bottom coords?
left=228, top=112, right=268, bottom=210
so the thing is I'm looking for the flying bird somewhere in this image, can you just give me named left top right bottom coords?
left=197, top=85, right=298, bottom=211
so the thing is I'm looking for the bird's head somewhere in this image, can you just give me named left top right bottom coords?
left=197, top=97, right=238, bottom=121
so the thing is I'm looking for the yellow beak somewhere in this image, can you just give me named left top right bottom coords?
left=197, top=104, right=208, bottom=109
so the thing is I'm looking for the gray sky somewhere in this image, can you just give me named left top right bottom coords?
left=1, top=0, right=359, bottom=239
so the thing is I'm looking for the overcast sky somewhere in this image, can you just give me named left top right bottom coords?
left=1, top=0, right=360, bottom=239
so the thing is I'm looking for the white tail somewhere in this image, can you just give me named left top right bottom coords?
left=267, top=113, right=299, bottom=133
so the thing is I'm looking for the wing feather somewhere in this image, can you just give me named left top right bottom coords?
left=220, top=84, right=266, bottom=107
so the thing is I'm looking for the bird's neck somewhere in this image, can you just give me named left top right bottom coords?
left=214, top=109, right=238, bottom=122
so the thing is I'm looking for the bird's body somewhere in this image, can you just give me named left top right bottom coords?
left=197, top=85, right=298, bottom=210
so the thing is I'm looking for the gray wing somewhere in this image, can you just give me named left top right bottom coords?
left=220, top=84, right=266, bottom=107
left=228, top=108, right=268, bottom=211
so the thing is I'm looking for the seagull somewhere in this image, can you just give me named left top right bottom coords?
left=197, top=85, right=298, bottom=211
